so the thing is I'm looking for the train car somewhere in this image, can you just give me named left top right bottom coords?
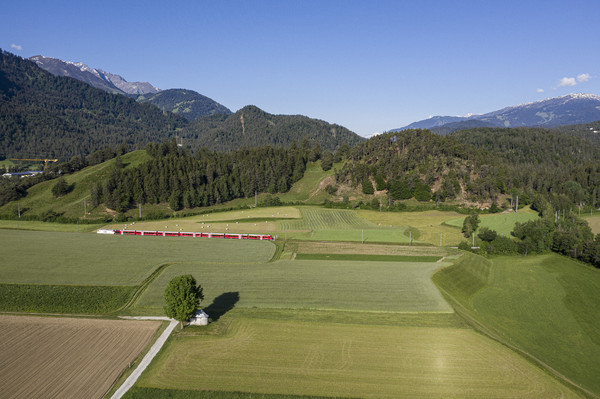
left=105, top=229, right=272, bottom=240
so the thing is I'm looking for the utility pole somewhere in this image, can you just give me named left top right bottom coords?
left=472, top=232, right=475, bottom=248
left=515, top=195, right=519, bottom=213
left=409, top=231, right=412, bottom=246
left=139, top=203, right=142, bottom=219
left=255, top=191, right=257, bottom=207
left=84, top=199, right=87, bottom=218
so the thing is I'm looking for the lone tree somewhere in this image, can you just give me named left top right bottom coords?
left=164, top=275, right=204, bottom=328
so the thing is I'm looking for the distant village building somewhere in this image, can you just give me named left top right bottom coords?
left=2, top=171, right=43, bottom=178
left=189, top=309, right=209, bottom=326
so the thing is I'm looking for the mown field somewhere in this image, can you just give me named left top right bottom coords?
left=132, top=313, right=580, bottom=399
left=0, top=229, right=274, bottom=313
left=128, top=258, right=453, bottom=315
left=434, top=252, right=600, bottom=397
left=0, top=315, right=159, bottom=399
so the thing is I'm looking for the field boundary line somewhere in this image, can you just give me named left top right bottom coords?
left=114, top=262, right=177, bottom=314
left=111, top=318, right=178, bottom=399
left=437, top=284, right=599, bottom=399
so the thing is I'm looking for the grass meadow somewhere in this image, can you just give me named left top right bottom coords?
left=434, top=252, right=600, bottom=397
left=0, top=229, right=274, bottom=313
left=129, top=258, right=453, bottom=315
left=133, top=313, right=579, bottom=399
left=445, top=207, right=539, bottom=237
left=0, top=230, right=273, bottom=285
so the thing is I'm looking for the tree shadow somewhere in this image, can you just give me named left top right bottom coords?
left=204, top=292, right=239, bottom=322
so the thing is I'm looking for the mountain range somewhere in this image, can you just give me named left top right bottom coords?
left=394, top=93, right=600, bottom=135
left=29, top=55, right=160, bottom=95
left=28, top=55, right=231, bottom=120
left=0, top=50, right=361, bottom=158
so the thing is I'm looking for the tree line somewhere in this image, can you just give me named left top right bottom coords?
left=90, top=139, right=311, bottom=212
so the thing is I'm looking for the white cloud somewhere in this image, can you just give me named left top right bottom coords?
left=536, top=88, right=544, bottom=93
left=577, top=73, right=591, bottom=83
left=558, top=77, right=577, bottom=87
left=10, top=44, right=22, bottom=51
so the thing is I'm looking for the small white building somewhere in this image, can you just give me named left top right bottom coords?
left=189, top=309, right=209, bottom=326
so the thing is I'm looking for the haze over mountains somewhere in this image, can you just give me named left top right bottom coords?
left=394, top=93, right=600, bottom=135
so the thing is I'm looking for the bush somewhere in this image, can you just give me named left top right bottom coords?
left=478, top=227, right=497, bottom=242
left=325, top=184, right=338, bottom=195
left=362, top=179, right=374, bottom=194
left=51, top=177, right=73, bottom=197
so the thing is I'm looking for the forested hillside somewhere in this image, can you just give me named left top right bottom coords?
left=136, top=89, right=232, bottom=121
left=450, top=127, right=600, bottom=165
left=181, top=105, right=364, bottom=152
left=0, top=50, right=186, bottom=159
left=92, top=139, right=312, bottom=212
left=552, top=120, right=600, bottom=148
left=337, top=129, right=600, bottom=209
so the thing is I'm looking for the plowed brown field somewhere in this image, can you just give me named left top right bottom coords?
left=0, top=315, right=160, bottom=399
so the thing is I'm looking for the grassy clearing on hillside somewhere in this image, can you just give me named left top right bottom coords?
left=357, top=209, right=465, bottom=245
left=0, top=230, right=274, bottom=285
left=129, top=259, right=452, bottom=315
left=0, top=151, right=150, bottom=219
left=278, top=160, right=343, bottom=203
left=583, top=214, right=600, bottom=234
left=445, top=207, right=539, bottom=237
left=135, top=315, right=579, bottom=399
left=434, top=253, right=600, bottom=397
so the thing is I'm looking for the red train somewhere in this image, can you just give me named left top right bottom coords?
left=101, top=229, right=273, bottom=240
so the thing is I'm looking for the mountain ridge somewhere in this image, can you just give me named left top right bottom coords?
left=393, top=93, right=600, bottom=135
left=29, top=55, right=160, bottom=95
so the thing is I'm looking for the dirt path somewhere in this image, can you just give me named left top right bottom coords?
left=111, top=317, right=178, bottom=399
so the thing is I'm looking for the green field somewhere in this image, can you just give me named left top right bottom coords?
left=134, top=313, right=579, bottom=399
left=129, top=258, right=452, bottom=315
left=357, top=209, right=466, bottom=245
left=0, top=230, right=274, bottom=285
left=434, top=252, right=600, bottom=396
left=445, top=208, right=539, bottom=237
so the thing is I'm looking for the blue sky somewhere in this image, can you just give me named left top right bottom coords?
left=3, top=0, right=599, bottom=136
